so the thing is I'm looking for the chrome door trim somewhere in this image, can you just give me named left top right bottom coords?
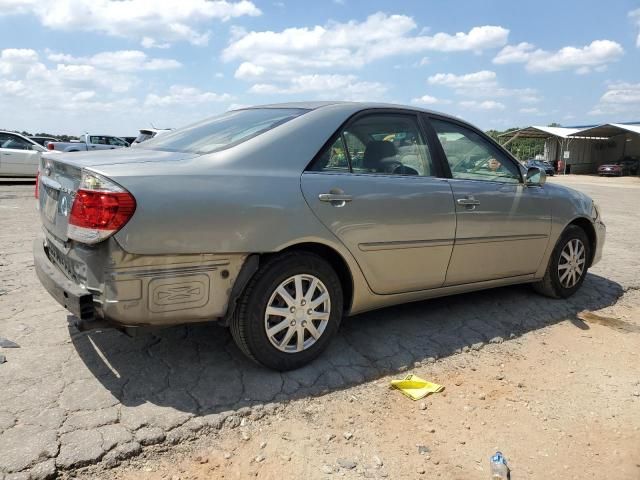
left=359, top=239, right=454, bottom=251
left=454, top=234, right=548, bottom=245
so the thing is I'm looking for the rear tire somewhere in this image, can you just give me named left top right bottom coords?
left=230, top=252, right=343, bottom=371
left=533, top=225, right=591, bottom=299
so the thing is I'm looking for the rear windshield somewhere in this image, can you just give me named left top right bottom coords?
left=134, top=132, right=154, bottom=143
left=138, top=108, right=308, bottom=154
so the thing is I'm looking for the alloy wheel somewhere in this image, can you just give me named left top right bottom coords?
left=264, top=274, right=331, bottom=353
left=558, top=238, right=586, bottom=288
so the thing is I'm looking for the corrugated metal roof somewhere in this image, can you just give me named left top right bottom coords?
left=568, top=123, right=640, bottom=137
left=498, top=126, right=581, bottom=139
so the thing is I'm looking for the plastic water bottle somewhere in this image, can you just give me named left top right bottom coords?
left=490, top=451, right=510, bottom=479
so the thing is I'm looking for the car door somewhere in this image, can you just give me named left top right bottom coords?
left=301, top=112, right=456, bottom=295
left=0, top=133, right=41, bottom=176
left=426, top=116, right=552, bottom=285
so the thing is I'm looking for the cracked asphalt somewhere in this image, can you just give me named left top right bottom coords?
left=0, top=176, right=638, bottom=479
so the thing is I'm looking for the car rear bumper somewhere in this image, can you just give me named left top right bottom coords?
left=34, top=238, right=95, bottom=321
left=33, top=235, right=248, bottom=328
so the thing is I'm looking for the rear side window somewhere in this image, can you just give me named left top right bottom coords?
left=309, top=136, right=350, bottom=172
left=309, top=113, right=435, bottom=177
left=108, top=137, right=127, bottom=146
left=1, top=135, right=32, bottom=150
left=90, top=136, right=108, bottom=145
left=139, top=108, right=308, bottom=154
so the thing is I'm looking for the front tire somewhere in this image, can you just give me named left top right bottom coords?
left=533, top=225, right=591, bottom=299
left=230, top=252, right=343, bottom=371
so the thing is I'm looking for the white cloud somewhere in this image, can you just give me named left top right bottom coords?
left=493, top=40, right=624, bottom=73
left=234, top=62, right=266, bottom=79
left=410, top=95, right=450, bottom=105
left=0, top=48, right=40, bottom=75
left=459, top=100, right=505, bottom=110
left=0, top=0, right=261, bottom=46
left=519, top=107, right=542, bottom=115
left=248, top=74, right=386, bottom=100
left=0, top=78, right=26, bottom=95
left=224, top=13, right=508, bottom=76
left=1, top=48, right=139, bottom=94
left=47, top=50, right=181, bottom=72
left=145, top=85, right=232, bottom=107
left=427, top=70, right=539, bottom=103
left=428, top=70, right=497, bottom=89
left=631, top=9, right=640, bottom=47
left=590, top=82, right=640, bottom=115
left=492, top=42, right=535, bottom=64
left=141, top=37, right=170, bottom=49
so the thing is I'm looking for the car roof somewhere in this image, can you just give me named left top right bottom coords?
left=0, top=131, right=37, bottom=141
left=239, top=101, right=462, bottom=122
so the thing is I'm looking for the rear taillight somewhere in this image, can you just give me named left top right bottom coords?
left=67, top=172, right=136, bottom=244
left=47, top=143, right=54, bottom=150
left=35, top=170, right=40, bottom=200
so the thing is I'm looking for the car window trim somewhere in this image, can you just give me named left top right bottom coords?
left=422, top=113, right=525, bottom=184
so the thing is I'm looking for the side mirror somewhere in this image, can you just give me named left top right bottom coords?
left=526, top=166, right=546, bottom=186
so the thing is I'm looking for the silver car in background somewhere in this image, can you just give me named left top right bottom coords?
left=34, top=102, right=605, bottom=370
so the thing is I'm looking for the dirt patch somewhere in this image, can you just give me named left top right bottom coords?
left=74, top=296, right=640, bottom=480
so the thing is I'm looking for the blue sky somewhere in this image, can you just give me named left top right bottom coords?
left=1, top=0, right=639, bottom=135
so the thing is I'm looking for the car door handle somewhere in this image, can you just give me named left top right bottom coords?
left=319, top=193, right=352, bottom=202
left=456, top=197, right=480, bottom=206
left=318, top=193, right=352, bottom=207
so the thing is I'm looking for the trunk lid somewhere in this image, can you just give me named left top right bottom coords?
left=38, top=158, right=82, bottom=242
left=38, top=148, right=197, bottom=242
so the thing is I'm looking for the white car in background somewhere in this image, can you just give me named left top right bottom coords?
left=0, top=131, right=47, bottom=177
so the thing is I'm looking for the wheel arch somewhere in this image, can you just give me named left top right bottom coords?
left=269, top=242, right=354, bottom=315
left=221, top=241, right=355, bottom=326
left=566, top=216, right=596, bottom=267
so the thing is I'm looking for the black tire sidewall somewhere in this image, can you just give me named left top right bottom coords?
left=242, top=254, right=343, bottom=370
left=549, top=226, right=591, bottom=298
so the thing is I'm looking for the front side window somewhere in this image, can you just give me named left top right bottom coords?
left=430, top=119, right=521, bottom=183
left=309, top=113, right=435, bottom=176
left=139, top=108, right=308, bottom=154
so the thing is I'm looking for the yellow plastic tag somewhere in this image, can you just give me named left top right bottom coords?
left=390, top=374, right=444, bottom=401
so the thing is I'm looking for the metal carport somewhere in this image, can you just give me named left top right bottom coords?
left=568, top=123, right=640, bottom=175
left=498, top=126, right=584, bottom=173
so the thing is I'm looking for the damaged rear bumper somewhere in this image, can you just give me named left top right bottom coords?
left=34, top=238, right=95, bottom=321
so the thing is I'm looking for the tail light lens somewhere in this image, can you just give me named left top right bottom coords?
left=47, top=143, right=54, bottom=150
left=67, top=172, right=136, bottom=244
left=35, top=170, right=40, bottom=200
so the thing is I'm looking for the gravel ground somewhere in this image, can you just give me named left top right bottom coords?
left=0, top=175, right=638, bottom=479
